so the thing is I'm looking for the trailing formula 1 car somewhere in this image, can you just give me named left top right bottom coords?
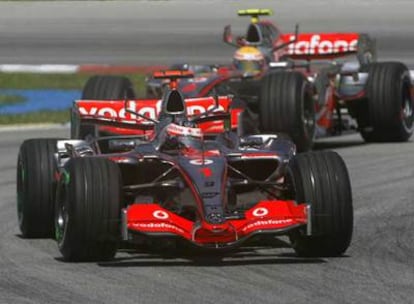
left=77, top=70, right=246, bottom=138
left=146, top=9, right=414, bottom=151
left=17, top=70, right=353, bottom=261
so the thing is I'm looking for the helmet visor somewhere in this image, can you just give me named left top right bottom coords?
left=234, top=59, right=263, bottom=74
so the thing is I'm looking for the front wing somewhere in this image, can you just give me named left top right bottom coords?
left=122, top=201, right=310, bottom=248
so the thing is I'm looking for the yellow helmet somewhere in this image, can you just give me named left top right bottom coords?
left=233, top=46, right=265, bottom=76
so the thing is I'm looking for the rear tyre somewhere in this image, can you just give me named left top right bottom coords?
left=74, top=75, right=136, bottom=139
left=17, top=138, right=60, bottom=238
left=55, top=158, right=122, bottom=261
left=260, top=71, right=315, bottom=152
left=358, top=62, right=413, bottom=142
left=82, top=75, right=136, bottom=100
left=288, top=151, right=353, bottom=257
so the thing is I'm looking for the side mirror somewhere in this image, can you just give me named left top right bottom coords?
left=223, top=25, right=238, bottom=47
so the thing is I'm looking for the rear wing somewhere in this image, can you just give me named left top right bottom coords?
left=279, top=32, right=376, bottom=62
left=71, top=96, right=242, bottom=134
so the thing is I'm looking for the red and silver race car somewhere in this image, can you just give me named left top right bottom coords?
left=76, top=70, right=245, bottom=138
left=146, top=9, right=414, bottom=151
left=17, top=70, right=353, bottom=261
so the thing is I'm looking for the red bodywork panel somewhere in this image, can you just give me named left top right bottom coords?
left=126, top=201, right=307, bottom=246
left=74, top=96, right=242, bottom=136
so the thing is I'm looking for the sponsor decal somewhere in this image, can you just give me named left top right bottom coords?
left=152, top=210, right=169, bottom=220
left=78, top=100, right=161, bottom=123
left=78, top=101, right=225, bottom=122
left=252, top=207, right=269, bottom=217
left=166, top=123, right=203, bottom=138
left=186, top=104, right=225, bottom=115
left=242, top=218, right=293, bottom=232
left=131, top=222, right=184, bottom=234
left=189, top=159, right=213, bottom=165
left=199, top=167, right=213, bottom=178
left=286, top=34, right=358, bottom=55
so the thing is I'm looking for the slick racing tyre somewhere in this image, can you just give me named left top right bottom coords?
left=358, top=62, right=413, bottom=142
left=55, top=158, right=122, bottom=261
left=288, top=151, right=353, bottom=257
left=17, top=138, right=60, bottom=238
left=73, top=75, right=136, bottom=139
left=82, top=75, right=136, bottom=100
left=260, top=71, right=315, bottom=152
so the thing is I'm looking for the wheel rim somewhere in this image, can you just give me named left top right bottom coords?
left=401, top=81, right=413, bottom=132
left=55, top=194, right=68, bottom=243
left=55, top=177, right=69, bottom=243
left=302, top=88, right=316, bottom=140
left=303, top=107, right=315, bottom=134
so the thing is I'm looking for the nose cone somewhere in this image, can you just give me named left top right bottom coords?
left=192, top=220, right=237, bottom=245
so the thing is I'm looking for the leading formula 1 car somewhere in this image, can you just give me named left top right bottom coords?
left=146, top=9, right=414, bottom=151
left=17, top=70, right=353, bottom=261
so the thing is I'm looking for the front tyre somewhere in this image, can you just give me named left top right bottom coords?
left=56, top=158, right=122, bottom=262
left=288, top=151, right=353, bottom=257
left=17, top=138, right=60, bottom=238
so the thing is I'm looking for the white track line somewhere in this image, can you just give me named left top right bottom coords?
left=0, top=64, right=79, bottom=74
left=0, top=123, right=69, bottom=132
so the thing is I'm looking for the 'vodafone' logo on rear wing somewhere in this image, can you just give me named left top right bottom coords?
left=75, top=97, right=230, bottom=124
left=280, top=33, right=359, bottom=56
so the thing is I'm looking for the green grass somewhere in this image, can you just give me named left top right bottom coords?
left=0, top=72, right=147, bottom=125
left=0, top=110, right=69, bottom=125
left=0, top=94, right=26, bottom=107
left=0, top=72, right=146, bottom=91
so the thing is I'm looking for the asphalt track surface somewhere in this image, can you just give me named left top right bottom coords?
left=0, top=0, right=414, bottom=66
left=0, top=1, right=414, bottom=304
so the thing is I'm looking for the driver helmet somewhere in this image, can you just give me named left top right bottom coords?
left=233, top=46, right=265, bottom=76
